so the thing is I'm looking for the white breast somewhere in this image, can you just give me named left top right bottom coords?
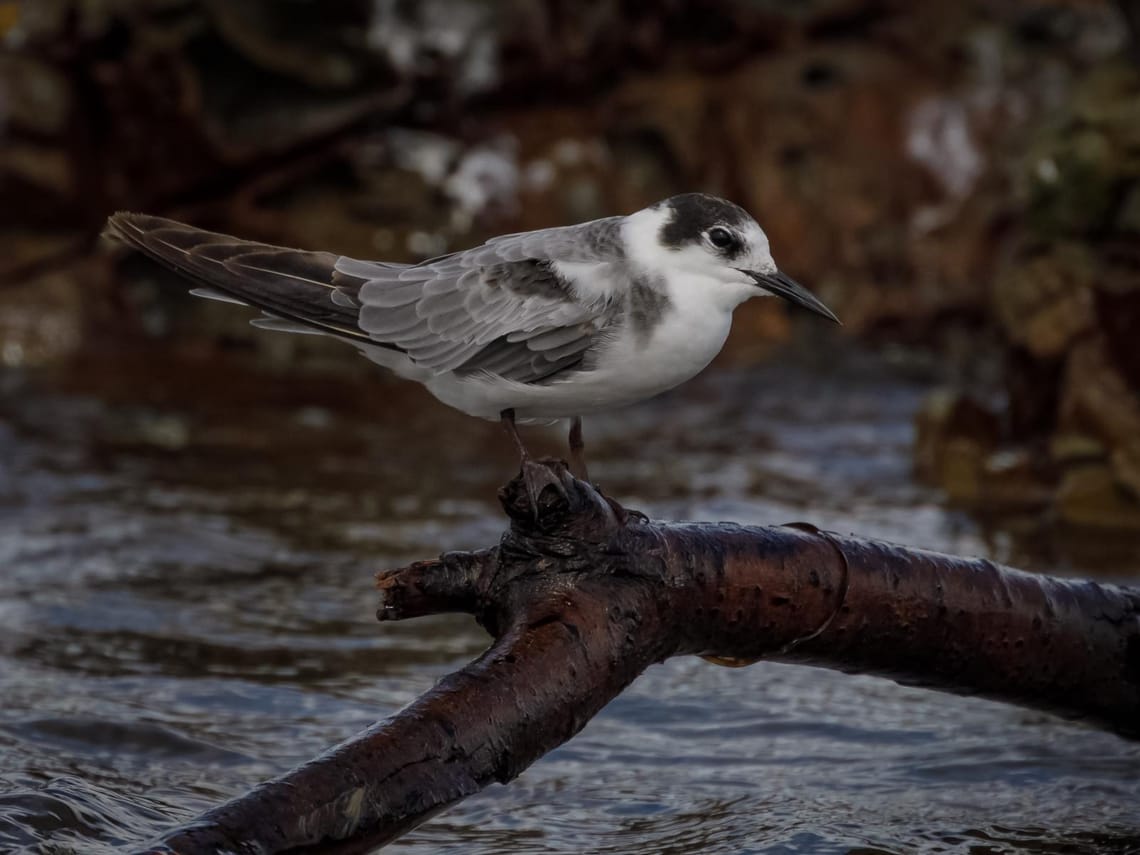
left=425, top=272, right=735, bottom=422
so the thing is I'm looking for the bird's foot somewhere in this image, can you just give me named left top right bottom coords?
left=568, top=451, right=590, bottom=482
left=567, top=416, right=589, bottom=482
left=596, top=490, right=646, bottom=526
left=520, top=458, right=569, bottom=518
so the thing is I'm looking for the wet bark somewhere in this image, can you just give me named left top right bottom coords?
left=135, top=462, right=1140, bottom=855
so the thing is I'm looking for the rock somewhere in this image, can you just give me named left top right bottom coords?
left=1094, top=238, right=1140, bottom=389
left=992, top=242, right=1096, bottom=360
left=0, top=228, right=83, bottom=282
left=0, top=53, right=70, bottom=135
left=914, top=389, right=1002, bottom=485
left=1023, top=62, right=1140, bottom=239
left=1069, top=61, right=1140, bottom=143
left=1112, top=439, right=1140, bottom=500
left=1059, top=336, right=1140, bottom=450
left=980, top=448, right=1054, bottom=509
left=1025, top=128, right=1119, bottom=237
left=1003, top=344, right=1062, bottom=441
left=974, top=56, right=1140, bottom=532
left=1049, top=432, right=1106, bottom=465
left=914, top=390, right=1058, bottom=509
left=1115, top=182, right=1140, bottom=233
left=0, top=266, right=85, bottom=368
left=937, top=437, right=987, bottom=504
left=201, top=0, right=377, bottom=89
left=1055, top=464, right=1140, bottom=530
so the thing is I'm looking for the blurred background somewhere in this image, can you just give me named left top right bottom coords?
left=2, top=2, right=1140, bottom=853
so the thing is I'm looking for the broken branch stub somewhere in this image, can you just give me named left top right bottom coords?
left=135, top=461, right=1140, bottom=855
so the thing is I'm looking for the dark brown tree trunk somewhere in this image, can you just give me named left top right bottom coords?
left=135, top=462, right=1140, bottom=855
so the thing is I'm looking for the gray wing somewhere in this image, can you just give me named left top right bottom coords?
left=104, top=212, right=392, bottom=348
left=106, top=212, right=625, bottom=385
left=339, top=217, right=625, bottom=383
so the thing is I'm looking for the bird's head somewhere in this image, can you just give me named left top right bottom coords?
left=624, top=193, right=839, bottom=322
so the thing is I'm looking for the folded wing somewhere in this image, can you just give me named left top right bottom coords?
left=107, top=213, right=624, bottom=385
left=345, top=217, right=624, bottom=383
left=105, top=213, right=383, bottom=346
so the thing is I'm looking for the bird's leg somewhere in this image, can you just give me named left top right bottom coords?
left=567, top=416, right=590, bottom=482
left=501, top=407, right=529, bottom=460
left=500, top=408, right=565, bottom=515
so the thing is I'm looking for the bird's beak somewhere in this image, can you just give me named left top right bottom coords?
left=742, top=269, right=840, bottom=324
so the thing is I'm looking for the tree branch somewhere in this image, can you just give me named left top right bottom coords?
left=134, top=461, right=1140, bottom=855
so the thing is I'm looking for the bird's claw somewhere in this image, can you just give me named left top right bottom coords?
left=521, top=459, right=569, bottom=518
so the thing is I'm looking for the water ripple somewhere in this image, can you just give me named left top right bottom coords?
left=1, top=350, right=1138, bottom=853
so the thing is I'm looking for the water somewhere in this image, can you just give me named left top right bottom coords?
left=1, top=342, right=1138, bottom=854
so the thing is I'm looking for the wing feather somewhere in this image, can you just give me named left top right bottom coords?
left=189, top=287, right=247, bottom=305
left=416, top=288, right=468, bottom=316
left=105, top=213, right=384, bottom=347
left=109, top=211, right=629, bottom=386
left=343, top=216, right=626, bottom=383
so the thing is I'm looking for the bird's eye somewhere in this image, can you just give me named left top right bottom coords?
left=707, top=227, right=737, bottom=250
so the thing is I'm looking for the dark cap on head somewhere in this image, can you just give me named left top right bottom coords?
left=657, top=193, right=752, bottom=251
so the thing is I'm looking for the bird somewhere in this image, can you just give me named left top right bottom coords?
left=104, top=193, right=838, bottom=506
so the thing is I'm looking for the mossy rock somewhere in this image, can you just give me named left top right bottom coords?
left=1022, top=61, right=1140, bottom=239
left=993, top=242, right=1096, bottom=359
left=1056, top=464, right=1140, bottom=530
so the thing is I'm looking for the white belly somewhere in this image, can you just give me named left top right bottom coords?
left=423, top=302, right=734, bottom=421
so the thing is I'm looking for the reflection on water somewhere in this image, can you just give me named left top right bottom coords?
left=0, top=343, right=1137, bottom=854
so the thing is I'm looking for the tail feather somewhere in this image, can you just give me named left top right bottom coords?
left=104, top=213, right=387, bottom=347
left=188, top=287, right=247, bottom=306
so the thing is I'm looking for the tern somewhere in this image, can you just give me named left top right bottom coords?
left=106, top=193, right=838, bottom=502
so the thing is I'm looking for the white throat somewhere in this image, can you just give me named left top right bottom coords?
left=621, top=207, right=757, bottom=314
